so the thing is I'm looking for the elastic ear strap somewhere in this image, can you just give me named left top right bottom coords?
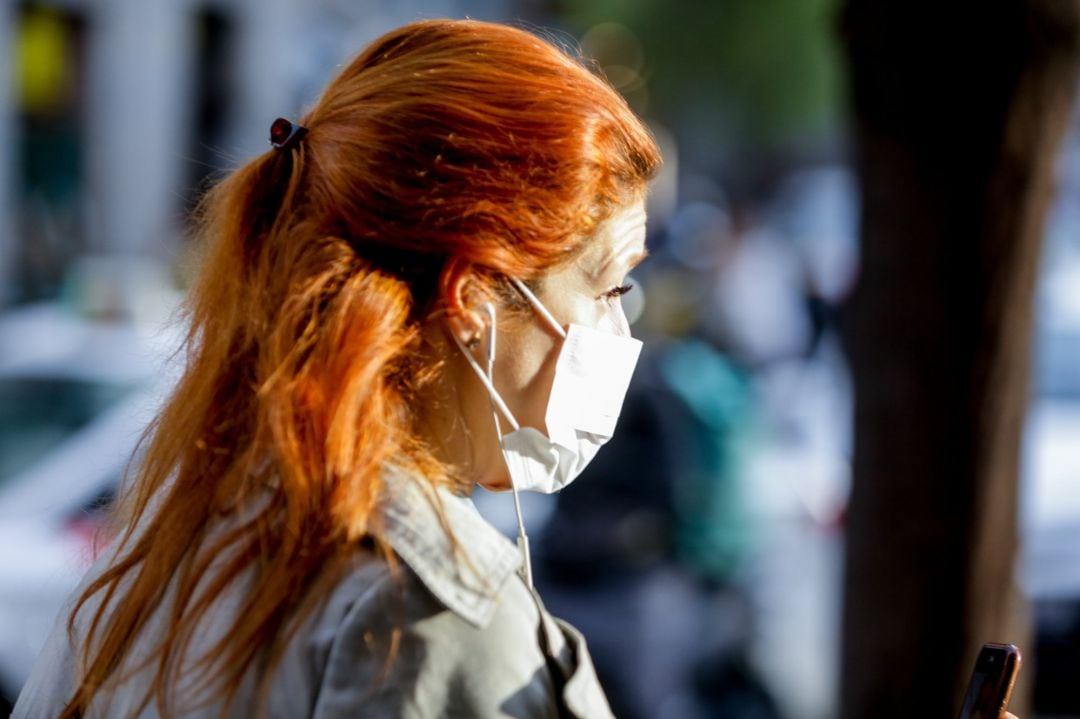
left=469, top=302, right=534, bottom=588
left=449, top=331, right=521, bottom=431
left=509, top=279, right=567, bottom=339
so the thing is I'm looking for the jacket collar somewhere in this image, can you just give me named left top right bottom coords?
left=377, top=464, right=523, bottom=628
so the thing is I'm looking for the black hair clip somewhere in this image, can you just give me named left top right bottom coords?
left=269, top=117, right=308, bottom=151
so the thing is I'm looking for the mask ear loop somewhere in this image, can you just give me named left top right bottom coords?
left=509, top=279, right=567, bottom=339
left=451, top=329, right=519, bottom=432
left=450, top=304, right=534, bottom=587
left=482, top=303, right=534, bottom=588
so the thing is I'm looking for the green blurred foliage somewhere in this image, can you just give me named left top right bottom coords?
left=558, top=0, right=845, bottom=168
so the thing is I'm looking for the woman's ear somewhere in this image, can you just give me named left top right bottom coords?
left=438, top=257, right=490, bottom=347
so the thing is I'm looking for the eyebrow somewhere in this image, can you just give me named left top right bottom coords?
left=594, top=226, right=648, bottom=281
left=628, top=248, right=649, bottom=270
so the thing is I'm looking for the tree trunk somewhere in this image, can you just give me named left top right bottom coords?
left=838, top=1, right=1080, bottom=717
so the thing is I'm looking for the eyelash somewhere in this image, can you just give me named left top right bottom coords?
left=600, top=284, right=634, bottom=302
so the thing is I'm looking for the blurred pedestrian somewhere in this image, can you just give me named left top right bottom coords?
left=13, top=19, right=660, bottom=718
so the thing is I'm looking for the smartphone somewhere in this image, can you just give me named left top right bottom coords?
left=956, top=643, right=1022, bottom=719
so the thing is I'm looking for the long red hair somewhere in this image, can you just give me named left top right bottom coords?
left=62, top=18, right=660, bottom=717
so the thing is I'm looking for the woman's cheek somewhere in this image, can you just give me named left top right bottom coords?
left=497, top=325, right=560, bottom=430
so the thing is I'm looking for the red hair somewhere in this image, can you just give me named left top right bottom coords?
left=62, top=18, right=660, bottom=717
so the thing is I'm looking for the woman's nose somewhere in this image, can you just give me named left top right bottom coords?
left=607, top=308, right=631, bottom=338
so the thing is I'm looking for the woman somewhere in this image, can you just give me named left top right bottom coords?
left=14, top=18, right=659, bottom=719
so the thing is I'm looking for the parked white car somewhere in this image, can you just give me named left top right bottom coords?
left=0, top=300, right=182, bottom=704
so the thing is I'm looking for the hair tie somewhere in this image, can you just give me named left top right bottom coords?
left=269, top=117, right=308, bottom=151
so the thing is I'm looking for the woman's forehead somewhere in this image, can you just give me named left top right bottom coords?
left=581, top=201, right=648, bottom=271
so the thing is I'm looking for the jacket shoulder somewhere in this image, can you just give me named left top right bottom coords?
left=310, top=556, right=557, bottom=719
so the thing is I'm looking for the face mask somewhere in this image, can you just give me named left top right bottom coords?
left=452, top=279, right=642, bottom=495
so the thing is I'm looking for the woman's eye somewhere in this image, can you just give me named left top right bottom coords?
left=600, top=284, right=634, bottom=302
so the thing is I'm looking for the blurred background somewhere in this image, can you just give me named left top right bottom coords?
left=0, top=1, right=1077, bottom=717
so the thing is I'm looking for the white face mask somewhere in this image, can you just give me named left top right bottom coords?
left=452, top=279, right=642, bottom=495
